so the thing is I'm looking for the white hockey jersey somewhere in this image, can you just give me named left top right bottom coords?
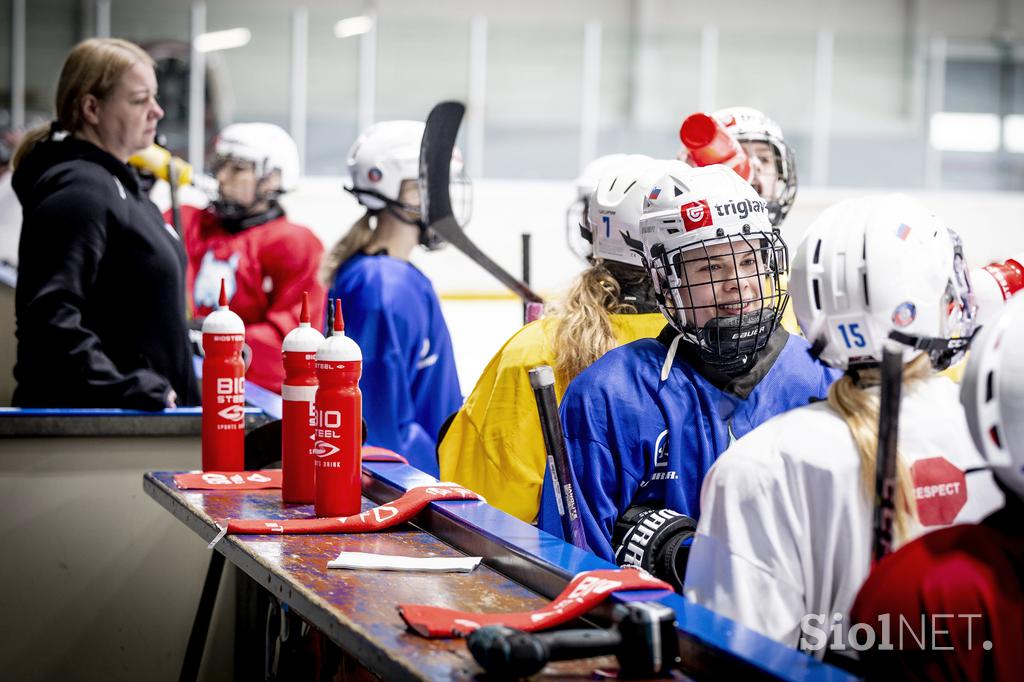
left=683, top=375, right=1003, bottom=658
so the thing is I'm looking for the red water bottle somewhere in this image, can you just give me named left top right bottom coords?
left=314, top=299, right=363, bottom=517
left=679, top=112, right=753, bottom=182
left=281, top=292, right=325, bottom=503
left=201, top=279, right=246, bottom=471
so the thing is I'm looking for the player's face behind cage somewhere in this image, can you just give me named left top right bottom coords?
left=742, top=141, right=780, bottom=207
left=653, top=233, right=788, bottom=359
left=213, top=156, right=261, bottom=206
left=389, top=179, right=423, bottom=223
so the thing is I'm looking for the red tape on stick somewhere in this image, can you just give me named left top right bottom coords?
left=397, top=568, right=673, bottom=638
left=223, top=484, right=482, bottom=535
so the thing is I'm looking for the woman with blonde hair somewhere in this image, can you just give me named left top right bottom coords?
left=12, top=38, right=198, bottom=409
left=438, top=154, right=669, bottom=523
left=684, top=193, right=1004, bottom=658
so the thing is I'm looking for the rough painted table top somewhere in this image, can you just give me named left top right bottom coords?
left=145, top=471, right=617, bottom=681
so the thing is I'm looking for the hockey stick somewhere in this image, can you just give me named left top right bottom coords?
left=528, top=365, right=587, bottom=549
left=419, top=101, right=543, bottom=304
left=166, top=152, right=183, bottom=238
left=871, top=344, right=904, bottom=564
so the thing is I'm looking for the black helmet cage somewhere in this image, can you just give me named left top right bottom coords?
left=737, top=131, right=798, bottom=229
left=649, top=228, right=789, bottom=361
left=343, top=185, right=443, bottom=249
left=344, top=175, right=473, bottom=252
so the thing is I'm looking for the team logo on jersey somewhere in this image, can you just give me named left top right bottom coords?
left=680, top=199, right=713, bottom=231
left=415, top=338, right=439, bottom=370
left=891, top=301, right=917, bottom=328
left=311, top=441, right=340, bottom=458
left=639, top=430, right=677, bottom=488
left=194, top=250, right=240, bottom=310
left=367, top=167, right=383, bottom=182
left=653, top=429, right=670, bottom=468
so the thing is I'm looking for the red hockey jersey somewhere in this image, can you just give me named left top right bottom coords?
left=177, top=205, right=325, bottom=393
left=851, top=503, right=1024, bottom=682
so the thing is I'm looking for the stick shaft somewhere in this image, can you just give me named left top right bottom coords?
left=529, top=365, right=587, bottom=549
left=872, top=347, right=904, bottom=564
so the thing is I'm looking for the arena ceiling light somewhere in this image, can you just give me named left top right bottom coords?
left=929, top=112, right=1000, bottom=152
left=194, top=28, right=252, bottom=53
left=334, top=15, right=374, bottom=39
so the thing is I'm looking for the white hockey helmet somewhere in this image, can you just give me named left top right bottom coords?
left=710, top=106, right=797, bottom=229
left=585, top=154, right=657, bottom=266
left=345, top=120, right=471, bottom=233
left=639, top=163, right=787, bottom=367
left=214, top=122, right=300, bottom=192
left=791, top=194, right=977, bottom=372
left=567, top=154, right=630, bottom=261
left=960, top=292, right=1024, bottom=499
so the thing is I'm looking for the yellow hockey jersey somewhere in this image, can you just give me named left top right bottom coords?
left=438, top=313, right=666, bottom=523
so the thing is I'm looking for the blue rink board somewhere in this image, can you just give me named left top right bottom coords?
left=361, top=459, right=858, bottom=682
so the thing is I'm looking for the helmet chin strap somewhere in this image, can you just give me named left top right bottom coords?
left=380, top=201, right=447, bottom=251
left=212, top=197, right=284, bottom=233
left=888, top=328, right=978, bottom=370
left=689, top=308, right=777, bottom=376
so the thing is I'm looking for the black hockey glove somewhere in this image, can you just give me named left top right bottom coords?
left=612, top=506, right=696, bottom=593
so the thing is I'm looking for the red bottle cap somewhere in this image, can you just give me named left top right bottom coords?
left=680, top=112, right=717, bottom=149
left=334, top=299, right=345, bottom=334
left=218, top=279, right=229, bottom=308
left=299, top=291, right=310, bottom=325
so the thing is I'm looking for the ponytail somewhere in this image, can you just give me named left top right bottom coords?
left=321, top=212, right=375, bottom=285
left=826, top=353, right=933, bottom=542
left=11, top=124, right=54, bottom=169
left=552, top=262, right=635, bottom=387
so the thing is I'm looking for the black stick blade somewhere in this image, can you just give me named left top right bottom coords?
left=418, top=100, right=544, bottom=304
left=419, top=101, right=464, bottom=227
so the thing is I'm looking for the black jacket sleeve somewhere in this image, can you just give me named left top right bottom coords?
left=16, top=173, right=172, bottom=409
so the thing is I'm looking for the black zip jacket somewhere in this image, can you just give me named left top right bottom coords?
left=12, top=133, right=199, bottom=409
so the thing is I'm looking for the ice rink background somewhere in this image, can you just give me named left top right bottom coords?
left=3, top=174, right=1023, bottom=400
left=278, top=177, right=1024, bottom=396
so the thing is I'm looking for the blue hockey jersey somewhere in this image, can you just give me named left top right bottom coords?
left=327, top=252, right=462, bottom=476
left=538, top=328, right=840, bottom=561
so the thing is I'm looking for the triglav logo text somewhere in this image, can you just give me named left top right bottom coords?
left=714, top=198, right=768, bottom=221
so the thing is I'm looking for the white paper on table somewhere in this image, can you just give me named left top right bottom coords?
left=327, top=551, right=482, bottom=573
